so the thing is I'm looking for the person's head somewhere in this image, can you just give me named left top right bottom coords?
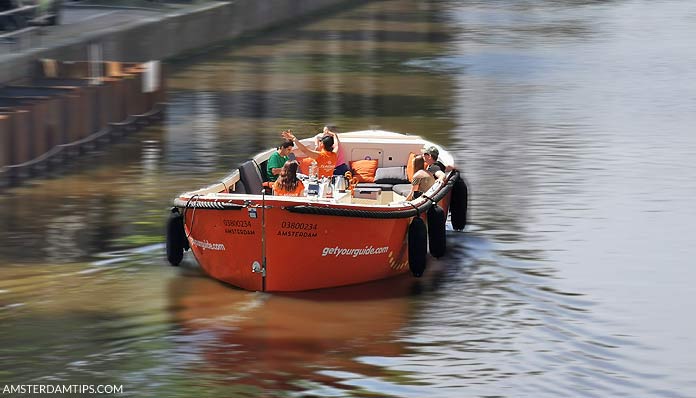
left=280, top=160, right=299, bottom=180
left=413, top=154, right=425, bottom=172
left=276, top=160, right=300, bottom=193
left=278, top=139, right=294, bottom=156
left=422, top=145, right=439, bottom=164
left=316, top=125, right=339, bottom=149
left=320, top=135, right=334, bottom=152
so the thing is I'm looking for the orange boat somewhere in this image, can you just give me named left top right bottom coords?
left=166, top=130, right=468, bottom=291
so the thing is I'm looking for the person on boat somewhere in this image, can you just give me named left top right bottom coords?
left=282, top=129, right=337, bottom=179
left=406, top=154, right=437, bottom=200
left=273, top=160, right=305, bottom=197
left=422, top=145, right=447, bottom=174
left=422, top=145, right=457, bottom=183
left=267, top=139, right=295, bottom=182
left=314, top=125, right=349, bottom=176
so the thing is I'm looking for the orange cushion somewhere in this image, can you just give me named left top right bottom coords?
left=350, top=159, right=379, bottom=183
left=406, top=152, right=417, bottom=182
left=297, top=157, right=314, bottom=175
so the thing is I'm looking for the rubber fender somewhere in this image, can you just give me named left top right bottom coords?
left=427, top=205, right=446, bottom=258
left=166, top=207, right=185, bottom=266
left=450, top=176, right=468, bottom=231
left=408, top=216, right=428, bottom=277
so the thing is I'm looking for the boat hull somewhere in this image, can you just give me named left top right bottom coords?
left=171, top=130, right=463, bottom=292
left=183, top=199, right=413, bottom=292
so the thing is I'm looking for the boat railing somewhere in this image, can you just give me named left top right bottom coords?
left=176, top=170, right=460, bottom=219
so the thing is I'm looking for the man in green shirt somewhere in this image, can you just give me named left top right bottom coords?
left=267, top=140, right=295, bottom=182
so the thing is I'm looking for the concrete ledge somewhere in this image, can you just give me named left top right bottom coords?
left=1, top=0, right=357, bottom=83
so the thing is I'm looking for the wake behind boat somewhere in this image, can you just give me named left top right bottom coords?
left=166, top=130, right=468, bottom=292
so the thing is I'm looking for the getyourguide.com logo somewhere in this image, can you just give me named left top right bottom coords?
left=321, top=245, right=389, bottom=258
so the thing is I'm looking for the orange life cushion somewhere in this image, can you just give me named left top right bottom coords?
left=350, top=159, right=379, bottom=183
left=406, top=152, right=417, bottom=182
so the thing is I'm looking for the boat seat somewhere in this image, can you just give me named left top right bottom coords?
left=355, top=182, right=397, bottom=191
left=392, top=183, right=412, bottom=198
left=353, top=165, right=409, bottom=193
left=229, top=182, right=246, bottom=194
left=258, top=159, right=270, bottom=182
left=238, top=160, right=265, bottom=195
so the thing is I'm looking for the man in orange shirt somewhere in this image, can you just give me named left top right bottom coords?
left=282, top=130, right=337, bottom=179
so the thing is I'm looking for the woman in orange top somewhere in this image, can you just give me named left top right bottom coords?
left=281, top=130, right=337, bottom=178
left=273, top=160, right=305, bottom=197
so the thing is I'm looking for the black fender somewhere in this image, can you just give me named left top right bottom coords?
left=450, top=176, right=468, bottom=231
left=408, top=216, right=427, bottom=277
left=166, top=207, right=186, bottom=266
left=427, top=205, right=446, bottom=258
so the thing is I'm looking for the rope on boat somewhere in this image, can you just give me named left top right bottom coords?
left=431, top=170, right=460, bottom=203
left=285, top=171, right=459, bottom=219
left=285, top=204, right=429, bottom=219
left=407, top=201, right=420, bottom=216
left=182, top=194, right=200, bottom=240
left=173, top=195, right=244, bottom=242
left=173, top=198, right=244, bottom=210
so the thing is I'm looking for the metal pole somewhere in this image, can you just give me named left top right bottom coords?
left=261, top=189, right=267, bottom=291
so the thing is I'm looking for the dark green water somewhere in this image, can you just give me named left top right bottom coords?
left=2, top=1, right=696, bottom=396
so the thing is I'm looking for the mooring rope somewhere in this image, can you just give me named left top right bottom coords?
left=183, top=194, right=200, bottom=239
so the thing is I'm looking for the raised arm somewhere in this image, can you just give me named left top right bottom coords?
left=282, top=130, right=320, bottom=159
left=325, top=130, right=340, bottom=154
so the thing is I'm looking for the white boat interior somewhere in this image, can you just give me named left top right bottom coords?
left=179, top=130, right=455, bottom=207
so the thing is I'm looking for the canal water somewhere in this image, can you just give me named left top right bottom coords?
left=2, top=0, right=695, bottom=396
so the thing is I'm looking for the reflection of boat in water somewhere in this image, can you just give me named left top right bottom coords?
left=169, top=275, right=417, bottom=387
left=174, top=275, right=412, bottom=340
left=167, top=130, right=468, bottom=292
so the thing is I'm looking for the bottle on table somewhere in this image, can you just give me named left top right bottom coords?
left=309, top=159, right=318, bottom=181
